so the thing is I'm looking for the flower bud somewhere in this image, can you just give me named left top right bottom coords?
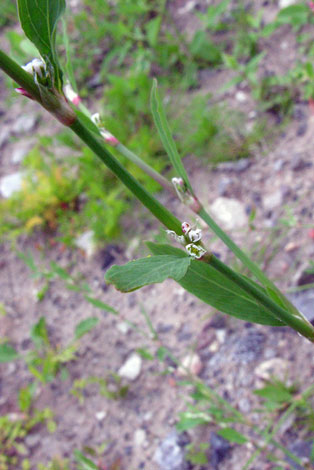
left=100, top=129, right=119, bottom=146
left=63, top=82, right=81, bottom=106
left=181, top=222, right=191, bottom=234
left=15, top=88, right=34, bottom=100
left=22, top=58, right=46, bottom=78
left=185, top=243, right=206, bottom=259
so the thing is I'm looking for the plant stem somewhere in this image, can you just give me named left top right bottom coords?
left=69, top=117, right=182, bottom=233
left=116, top=143, right=175, bottom=194
left=209, top=255, right=314, bottom=341
left=0, top=50, right=41, bottom=101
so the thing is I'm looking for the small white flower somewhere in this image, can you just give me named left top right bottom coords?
left=91, top=112, right=101, bottom=126
left=22, top=58, right=45, bottom=77
left=185, top=243, right=206, bottom=259
left=166, top=230, right=185, bottom=245
left=188, top=228, right=202, bottom=243
left=171, top=177, right=184, bottom=188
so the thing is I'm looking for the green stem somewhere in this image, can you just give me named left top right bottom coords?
left=116, top=143, right=175, bottom=194
left=69, top=118, right=182, bottom=233
left=209, top=255, right=314, bottom=341
left=0, top=50, right=41, bottom=101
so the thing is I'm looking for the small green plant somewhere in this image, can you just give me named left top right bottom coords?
left=0, top=406, right=55, bottom=470
left=0, top=315, right=99, bottom=384
left=71, top=374, right=128, bottom=404
left=176, top=378, right=314, bottom=469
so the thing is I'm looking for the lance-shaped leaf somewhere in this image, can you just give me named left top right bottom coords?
left=150, top=79, right=193, bottom=192
left=17, top=0, right=65, bottom=89
left=105, top=255, right=191, bottom=292
left=147, top=243, right=284, bottom=327
left=0, top=344, right=19, bottom=363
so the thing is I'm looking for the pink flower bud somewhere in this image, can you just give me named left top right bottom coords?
left=100, top=129, right=119, bottom=146
left=310, top=1, right=314, bottom=12
left=63, top=82, right=81, bottom=106
left=15, top=88, right=34, bottom=100
left=181, top=222, right=191, bottom=234
left=171, top=177, right=184, bottom=187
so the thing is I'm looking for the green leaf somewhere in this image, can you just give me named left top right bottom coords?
left=145, top=16, right=161, bottom=47
left=18, top=383, right=36, bottom=412
left=136, top=348, right=154, bottom=360
left=190, top=31, right=221, bottom=64
left=74, top=317, right=99, bottom=340
left=217, top=428, right=248, bottom=444
left=277, top=5, right=309, bottom=28
left=31, top=317, right=49, bottom=348
left=147, top=243, right=283, bottom=326
left=50, top=261, right=70, bottom=280
left=74, top=450, right=98, bottom=470
left=17, top=0, right=66, bottom=89
left=222, top=53, right=239, bottom=70
left=84, top=296, right=118, bottom=315
left=176, top=410, right=211, bottom=431
left=0, top=343, right=19, bottom=362
left=254, top=384, right=293, bottom=403
left=150, top=79, right=193, bottom=192
left=105, top=255, right=191, bottom=292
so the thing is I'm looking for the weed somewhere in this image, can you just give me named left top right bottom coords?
left=0, top=406, right=55, bottom=470
left=0, top=315, right=99, bottom=384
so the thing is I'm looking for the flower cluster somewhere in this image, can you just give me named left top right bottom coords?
left=167, top=221, right=206, bottom=259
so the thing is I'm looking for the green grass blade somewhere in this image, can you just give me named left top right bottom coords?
left=150, top=78, right=193, bottom=192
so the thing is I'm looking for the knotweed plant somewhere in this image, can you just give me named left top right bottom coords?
left=0, top=0, right=314, bottom=344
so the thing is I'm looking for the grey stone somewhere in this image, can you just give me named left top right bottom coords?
left=216, top=158, right=251, bottom=173
left=263, top=190, right=283, bottom=211
left=273, top=159, right=285, bottom=172
left=254, top=358, right=289, bottom=381
left=238, top=397, right=251, bottom=413
left=12, top=114, right=37, bottom=135
left=210, top=197, right=248, bottom=230
left=154, top=431, right=189, bottom=470
left=291, top=154, right=312, bottom=171
left=12, top=144, right=31, bottom=164
left=25, top=433, right=41, bottom=448
left=210, top=432, right=231, bottom=469
left=118, top=353, right=142, bottom=381
left=0, top=172, right=23, bottom=198
left=233, top=330, right=266, bottom=363
left=218, top=176, right=233, bottom=196
left=286, top=440, right=312, bottom=469
left=0, top=126, right=10, bottom=148
left=74, top=230, right=97, bottom=258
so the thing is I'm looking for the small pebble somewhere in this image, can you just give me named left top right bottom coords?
left=177, top=352, right=203, bottom=377
left=118, top=353, right=142, bottom=381
left=95, top=411, right=107, bottom=421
